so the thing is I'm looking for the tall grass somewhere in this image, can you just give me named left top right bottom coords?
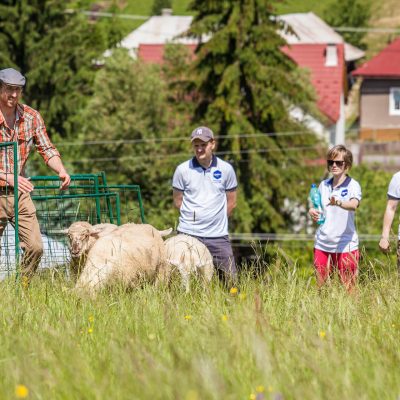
left=0, top=258, right=399, bottom=400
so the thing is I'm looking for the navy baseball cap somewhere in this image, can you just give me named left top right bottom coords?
left=0, top=68, right=26, bottom=86
left=190, top=126, right=214, bottom=142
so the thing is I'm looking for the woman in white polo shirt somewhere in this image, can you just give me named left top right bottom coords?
left=309, top=145, right=362, bottom=289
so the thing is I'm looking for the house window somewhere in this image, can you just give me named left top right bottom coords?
left=389, top=88, right=400, bottom=115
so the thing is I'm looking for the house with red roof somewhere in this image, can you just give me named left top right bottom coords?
left=282, top=43, right=346, bottom=146
left=109, top=11, right=364, bottom=146
left=353, top=37, right=400, bottom=141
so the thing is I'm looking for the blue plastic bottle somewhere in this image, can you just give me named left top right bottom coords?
left=309, top=183, right=325, bottom=225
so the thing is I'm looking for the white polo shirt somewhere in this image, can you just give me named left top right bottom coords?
left=172, top=155, right=237, bottom=237
left=315, top=176, right=362, bottom=253
left=387, top=171, right=400, bottom=239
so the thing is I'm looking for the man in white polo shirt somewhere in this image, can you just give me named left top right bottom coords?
left=172, top=126, right=238, bottom=283
left=379, top=171, right=400, bottom=271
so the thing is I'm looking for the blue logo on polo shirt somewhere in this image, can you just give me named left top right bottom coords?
left=341, top=189, right=348, bottom=197
left=213, top=170, right=222, bottom=180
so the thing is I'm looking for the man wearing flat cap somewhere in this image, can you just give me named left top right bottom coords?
left=172, top=126, right=238, bottom=284
left=0, top=67, right=70, bottom=281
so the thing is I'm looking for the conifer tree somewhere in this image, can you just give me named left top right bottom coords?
left=187, top=0, right=322, bottom=233
left=0, top=0, right=120, bottom=138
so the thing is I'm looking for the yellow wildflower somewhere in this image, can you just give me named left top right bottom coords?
left=256, top=385, right=265, bottom=393
left=319, top=330, right=326, bottom=339
left=88, top=328, right=93, bottom=334
left=185, top=390, right=198, bottom=400
left=229, top=287, right=238, bottom=295
left=88, top=315, right=94, bottom=323
left=249, top=394, right=256, bottom=400
left=15, top=384, right=29, bottom=398
left=148, top=333, right=156, bottom=340
left=239, top=293, right=246, bottom=300
left=268, top=386, right=273, bottom=393
left=221, top=315, right=228, bottom=322
left=184, top=315, right=192, bottom=320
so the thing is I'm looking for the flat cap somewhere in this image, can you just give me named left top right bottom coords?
left=0, top=68, right=26, bottom=86
left=190, top=126, right=214, bottom=142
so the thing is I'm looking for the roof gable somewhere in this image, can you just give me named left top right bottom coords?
left=278, top=12, right=365, bottom=62
left=282, top=43, right=345, bottom=123
left=352, top=37, right=400, bottom=78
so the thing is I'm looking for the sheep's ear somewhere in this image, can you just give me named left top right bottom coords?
left=159, top=228, right=173, bottom=237
left=90, top=226, right=103, bottom=238
left=90, top=225, right=116, bottom=238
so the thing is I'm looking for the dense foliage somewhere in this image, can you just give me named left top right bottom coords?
left=0, top=0, right=121, bottom=138
left=324, top=0, right=371, bottom=49
left=72, top=48, right=192, bottom=227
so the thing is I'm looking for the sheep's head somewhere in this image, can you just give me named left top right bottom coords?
left=64, top=222, right=118, bottom=259
left=66, top=222, right=94, bottom=258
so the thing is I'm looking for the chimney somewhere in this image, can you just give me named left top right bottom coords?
left=161, top=8, right=172, bottom=16
left=325, top=44, right=338, bottom=67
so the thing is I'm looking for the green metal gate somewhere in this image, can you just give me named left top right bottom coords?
left=0, top=165, right=146, bottom=277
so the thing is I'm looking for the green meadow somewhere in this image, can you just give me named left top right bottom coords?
left=1, top=256, right=399, bottom=400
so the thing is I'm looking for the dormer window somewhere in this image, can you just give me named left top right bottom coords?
left=325, top=44, right=338, bottom=67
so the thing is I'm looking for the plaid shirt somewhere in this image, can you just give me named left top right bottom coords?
left=0, top=103, right=60, bottom=182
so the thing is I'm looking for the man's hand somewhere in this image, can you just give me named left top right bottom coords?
left=379, top=237, right=390, bottom=253
left=59, top=170, right=71, bottom=190
left=5, top=174, right=34, bottom=193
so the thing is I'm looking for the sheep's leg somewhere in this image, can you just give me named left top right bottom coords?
left=200, top=262, right=214, bottom=285
left=155, top=261, right=171, bottom=286
left=181, top=271, right=190, bottom=293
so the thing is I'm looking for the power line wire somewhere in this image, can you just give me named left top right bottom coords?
left=50, top=145, right=324, bottom=165
left=334, top=26, right=400, bottom=33
left=55, top=130, right=355, bottom=147
left=65, top=9, right=149, bottom=21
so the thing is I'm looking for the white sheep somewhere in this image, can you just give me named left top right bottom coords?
left=66, top=221, right=172, bottom=288
left=164, top=234, right=214, bottom=293
left=66, top=222, right=119, bottom=277
left=76, top=224, right=171, bottom=294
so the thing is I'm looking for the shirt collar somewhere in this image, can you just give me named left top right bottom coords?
left=0, top=103, right=24, bottom=126
left=327, top=175, right=351, bottom=189
left=192, top=154, right=218, bottom=170
left=16, top=103, right=24, bottom=121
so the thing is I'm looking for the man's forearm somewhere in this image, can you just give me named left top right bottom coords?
left=47, top=156, right=67, bottom=174
left=226, top=191, right=237, bottom=217
left=173, top=190, right=183, bottom=210
left=381, top=208, right=396, bottom=238
left=227, top=202, right=236, bottom=217
left=173, top=199, right=182, bottom=209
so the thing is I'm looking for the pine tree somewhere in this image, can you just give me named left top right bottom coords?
left=186, top=0, right=322, bottom=233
